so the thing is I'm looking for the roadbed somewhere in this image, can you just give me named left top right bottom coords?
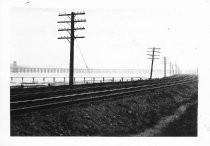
left=11, top=76, right=198, bottom=136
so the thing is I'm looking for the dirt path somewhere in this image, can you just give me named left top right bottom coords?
left=135, top=102, right=197, bottom=136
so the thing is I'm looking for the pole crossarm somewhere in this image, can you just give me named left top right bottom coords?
left=147, top=54, right=160, bottom=56
left=58, top=36, right=85, bottom=39
left=57, top=21, right=71, bottom=23
left=57, top=19, right=86, bottom=23
left=74, top=19, right=86, bottom=22
left=154, top=51, right=160, bottom=53
left=147, top=58, right=160, bottom=59
left=59, top=12, right=85, bottom=16
left=75, top=36, right=85, bottom=39
left=58, top=11, right=86, bottom=87
left=147, top=47, right=160, bottom=50
left=147, top=47, right=161, bottom=79
left=58, top=27, right=85, bottom=31
left=147, top=50, right=160, bottom=52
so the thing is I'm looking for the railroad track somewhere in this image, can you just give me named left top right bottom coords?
left=10, top=75, right=198, bottom=114
left=11, top=75, right=186, bottom=96
left=10, top=75, right=190, bottom=101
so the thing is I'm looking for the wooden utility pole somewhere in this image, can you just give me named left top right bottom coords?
left=147, top=47, right=160, bottom=79
left=162, top=56, right=169, bottom=77
left=58, top=12, right=86, bottom=87
left=172, top=64, right=174, bottom=75
left=150, top=49, right=155, bottom=79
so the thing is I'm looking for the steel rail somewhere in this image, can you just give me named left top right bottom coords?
left=11, top=80, right=146, bottom=97
left=11, top=75, right=192, bottom=98
left=11, top=76, right=194, bottom=104
left=10, top=77, right=155, bottom=96
left=10, top=76, right=144, bottom=95
left=11, top=76, right=195, bottom=105
left=11, top=75, right=184, bottom=96
left=11, top=77, right=193, bottom=104
left=11, top=77, right=197, bottom=114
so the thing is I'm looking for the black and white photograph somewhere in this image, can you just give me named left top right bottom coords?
left=0, top=0, right=210, bottom=145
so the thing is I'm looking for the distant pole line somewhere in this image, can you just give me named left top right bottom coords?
left=172, top=64, right=174, bottom=75
left=162, top=56, right=170, bottom=77
left=58, top=12, right=86, bottom=87
left=175, top=64, right=177, bottom=74
left=176, top=64, right=178, bottom=74
left=169, top=61, right=181, bottom=75
left=147, top=47, right=160, bottom=79
left=164, top=57, right=166, bottom=77
left=160, top=56, right=169, bottom=77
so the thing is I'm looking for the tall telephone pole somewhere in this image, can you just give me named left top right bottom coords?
left=161, top=57, right=169, bottom=77
left=57, top=12, right=86, bottom=87
left=164, top=57, right=166, bottom=77
left=147, top=47, right=160, bottom=79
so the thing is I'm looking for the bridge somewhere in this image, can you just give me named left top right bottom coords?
left=10, top=61, right=162, bottom=74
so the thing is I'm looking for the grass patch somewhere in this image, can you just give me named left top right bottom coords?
left=11, top=80, right=198, bottom=136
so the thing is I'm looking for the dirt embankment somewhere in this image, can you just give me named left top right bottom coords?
left=157, top=102, right=198, bottom=136
left=11, top=78, right=198, bottom=136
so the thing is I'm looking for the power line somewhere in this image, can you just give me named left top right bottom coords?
left=75, top=39, right=92, bottom=78
left=57, top=12, right=86, bottom=87
left=147, top=47, right=160, bottom=79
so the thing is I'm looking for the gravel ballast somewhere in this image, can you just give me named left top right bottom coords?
left=11, top=77, right=198, bottom=136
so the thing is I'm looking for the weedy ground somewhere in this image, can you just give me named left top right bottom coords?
left=11, top=79, right=198, bottom=136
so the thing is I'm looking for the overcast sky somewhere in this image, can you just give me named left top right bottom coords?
left=9, top=0, right=209, bottom=71
left=1, top=0, right=210, bottom=145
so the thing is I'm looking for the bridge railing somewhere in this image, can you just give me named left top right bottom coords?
left=10, top=76, right=145, bottom=86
